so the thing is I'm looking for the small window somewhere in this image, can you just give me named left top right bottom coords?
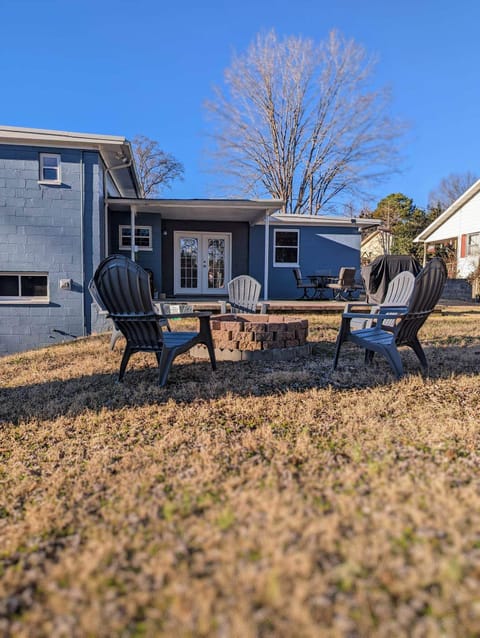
left=39, top=153, right=61, bottom=184
left=0, top=273, right=49, bottom=302
left=274, top=229, right=299, bottom=266
left=119, top=225, right=153, bottom=251
left=467, top=232, right=480, bottom=257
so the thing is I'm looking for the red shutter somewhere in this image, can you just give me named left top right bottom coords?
left=460, top=234, right=467, bottom=258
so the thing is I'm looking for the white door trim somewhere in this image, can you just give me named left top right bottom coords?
left=173, top=231, right=232, bottom=295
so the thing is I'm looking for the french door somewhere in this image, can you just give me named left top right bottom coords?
left=173, top=232, right=231, bottom=295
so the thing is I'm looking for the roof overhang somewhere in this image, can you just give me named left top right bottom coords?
left=107, top=198, right=285, bottom=224
left=0, top=125, right=141, bottom=198
left=414, top=177, right=480, bottom=243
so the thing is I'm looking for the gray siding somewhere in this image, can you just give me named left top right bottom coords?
left=108, top=211, right=163, bottom=294
left=250, top=224, right=362, bottom=299
left=0, top=144, right=102, bottom=354
left=108, top=214, right=249, bottom=297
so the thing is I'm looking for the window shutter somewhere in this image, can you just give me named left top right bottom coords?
left=460, top=234, right=467, bottom=258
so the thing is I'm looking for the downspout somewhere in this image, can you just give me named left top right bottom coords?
left=263, top=212, right=270, bottom=300
left=423, top=241, right=427, bottom=266
left=130, top=205, right=137, bottom=262
left=80, top=151, right=86, bottom=336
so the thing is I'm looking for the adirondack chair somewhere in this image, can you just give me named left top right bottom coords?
left=93, top=254, right=216, bottom=386
left=349, top=270, right=416, bottom=331
left=292, top=268, right=317, bottom=300
left=219, top=275, right=269, bottom=314
left=326, top=267, right=361, bottom=301
left=88, top=273, right=170, bottom=351
left=332, top=258, right=447, bottom=378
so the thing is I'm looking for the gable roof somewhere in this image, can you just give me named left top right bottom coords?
left=0, top=125, right=141, bottom=198
left=414, top=177, right=480, bottom=243
left=361, top=228, right=392, bottom=246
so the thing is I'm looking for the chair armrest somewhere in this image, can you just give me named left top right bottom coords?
left=340, top=307, right=407, bottom=334
left=158, top=311, right=212, bottom=320
left=343, top=302, right=376, bottom=312
left=342, top=307, right=408, bottom=322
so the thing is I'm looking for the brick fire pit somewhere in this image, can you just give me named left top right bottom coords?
left=191, top=314, right=311, bottom=362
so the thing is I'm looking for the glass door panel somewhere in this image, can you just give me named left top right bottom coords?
left=206, top=237, right=225, bottom=290
left=179, top=237, right=198, bottom=290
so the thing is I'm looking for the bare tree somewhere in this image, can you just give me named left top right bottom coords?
left=428, top=171, right=478, bottom=213
left=205, top=30, right=403, bottom=214
left=132, top=135, right=184, bottom=197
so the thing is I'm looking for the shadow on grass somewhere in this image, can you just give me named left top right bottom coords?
left=1, top=340, right=480, bottom=425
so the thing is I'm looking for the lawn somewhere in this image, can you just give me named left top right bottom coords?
left=1, top=309, right=480, bottom=637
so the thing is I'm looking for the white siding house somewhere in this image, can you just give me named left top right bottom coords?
left=414, top=179, right=480, bottom=278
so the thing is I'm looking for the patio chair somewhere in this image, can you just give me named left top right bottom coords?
left=332, top=258, right=447, bottom=378
left=219, top=275, right=269, bottom=314
left=93, top=254, right=216, bottom=386
left=89, top=270, right=170, bottom=351
left=326, top=267, right=361, bottom=301
left=349, top=270, right=416, bottom=331
left=292, top=268, right=317, bottom=300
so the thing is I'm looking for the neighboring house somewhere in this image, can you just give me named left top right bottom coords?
left=414, top=178, right=480, bottom=278
left=360, top=228, right=393, bottom=264
left=0, top=125, right=379, bottom=355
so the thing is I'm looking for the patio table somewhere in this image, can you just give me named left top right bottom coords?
left=307, top=274, right=335, bottom=299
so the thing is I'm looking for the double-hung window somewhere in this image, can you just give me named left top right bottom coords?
left=0, top=273, right=49, bottom=303
left=119, top=225, right=153, bottom=251
left=467, top=232, right=480, bottom=257
left=274, top=229, right=299, bottom=266
left=39, top=153, right=61, bottom=184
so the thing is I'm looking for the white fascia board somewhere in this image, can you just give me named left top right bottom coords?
left=0, top=125, right=126, bottom=146
left=270, top=214, right=381, bottom=228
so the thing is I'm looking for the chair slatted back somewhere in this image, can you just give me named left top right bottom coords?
left=228, top=275, right=261, bottom=313
left=394, top=259, right=447, bottom=346
left=293, top=268, right=303, bottom=286
left=382, top=271, right=415, bottom=328
left=94, top=255, right=164, bottom=350
left=339, top=267, right=356, bottom=287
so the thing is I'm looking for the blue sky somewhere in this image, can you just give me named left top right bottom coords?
left=1, top=0, right=479, bottom=210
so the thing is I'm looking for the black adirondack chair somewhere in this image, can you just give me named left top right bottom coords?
left=93, top=254, right=216, bottom=386
left=332, top=258, right=447, bottom=378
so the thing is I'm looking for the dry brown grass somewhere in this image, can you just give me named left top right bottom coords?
left=1, top=309, right=480, bottom=637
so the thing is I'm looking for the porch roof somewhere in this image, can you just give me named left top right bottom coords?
left=107, top=198, right=380, bottom=229
left=107, top=197, right=284, bottom=225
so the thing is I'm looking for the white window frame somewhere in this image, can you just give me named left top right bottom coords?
left=119, top=225, right=153, bottom=251
left=273, top=228, right=300, bottom=267
left=0, top=272, right=49, bottom=304
left=39, top=153, right=62, bottom=184
left=467, top=232, right=480, bottom=257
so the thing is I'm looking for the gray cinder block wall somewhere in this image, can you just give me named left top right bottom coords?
left=0, top=145, right=103, bottom=355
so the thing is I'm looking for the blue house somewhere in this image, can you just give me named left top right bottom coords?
left=0, top=125, right=378, bottom=355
